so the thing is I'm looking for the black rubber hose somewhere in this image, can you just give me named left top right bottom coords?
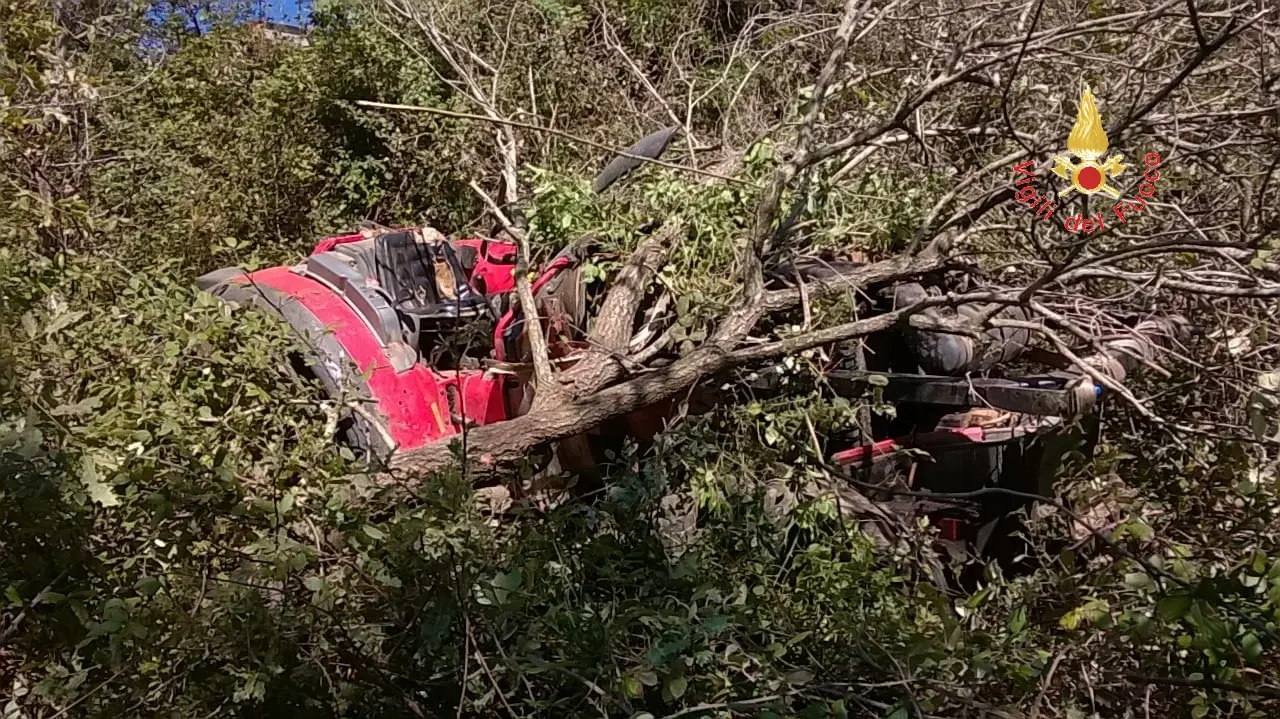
left=592, top=126, right=682, bottom=194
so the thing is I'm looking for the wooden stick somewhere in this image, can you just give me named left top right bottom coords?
left=355, top=100, right=747, bottom=186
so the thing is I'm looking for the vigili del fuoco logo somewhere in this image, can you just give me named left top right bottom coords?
left=1010, top=84, right=1163, bottom=233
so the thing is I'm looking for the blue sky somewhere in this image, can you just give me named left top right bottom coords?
left=257, top=0, right=311, bottom=25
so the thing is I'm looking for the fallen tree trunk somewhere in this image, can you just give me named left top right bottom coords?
left=385, top=249, right=954, bottom=482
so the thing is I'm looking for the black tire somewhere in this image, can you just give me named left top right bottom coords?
left=202, top=275, right=393, bottom=463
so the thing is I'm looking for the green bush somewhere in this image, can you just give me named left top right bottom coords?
left=1, top=247, right=355, bottom=714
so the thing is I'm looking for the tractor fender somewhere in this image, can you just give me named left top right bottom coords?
left=198, top=270, right=394, bottom=459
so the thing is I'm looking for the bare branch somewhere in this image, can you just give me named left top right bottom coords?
left=469, top=181, right=556, bottom=395
left=354, top=101, right=746, bottom=186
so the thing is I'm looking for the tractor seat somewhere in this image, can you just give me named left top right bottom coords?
left=372, top=229, right=487, bottom=319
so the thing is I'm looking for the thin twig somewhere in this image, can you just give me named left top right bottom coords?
left=355, top=100, right=746, bottom=185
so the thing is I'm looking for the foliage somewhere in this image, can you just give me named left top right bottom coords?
left=91, top=0, right=478, bottom=269
left=0, top=246, right=355, bottom=714
left=2, top=0, right=1280, bottom=717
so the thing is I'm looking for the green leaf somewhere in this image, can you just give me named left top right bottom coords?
left=701, top=615, right=729, bottom=635
left=1009, top=607, right=1027, bottom=634
left=1124, top=572, right=1153, bottom=590
left=785, top=670, right=814, bottom=684
left=784, top=630, right=812, bottom=647
left=233, top=673, right=266, bottom=703
left=665, top=675, right=687, bottom=699
left=764, top=425, right=781, bottom=445
left=65, top=668, right=88, bottom=692
left=1156, top=593, right=1192, bottom=621
left=50, top=395, right=102, bottom=416
left=486, top=569, right=523, bottom=605
left=1059, top=607, right=1083, bottom=630
left=1242, top=632, right=1263, bottom=665
left=80, top=455, right=120, bottom=507
left=135, top=577, right=161, bottom=597
left=494, top=569, right=522, bottom=591
left=44, top=309, right=87, bottom=337
left=362, top=524, right=385, bottom=540
left=1116, top=520, right=1154, bottom=542
left=1250, top=551, right=1268, bottom=575
left=1189, top=601, right=1229, bottom=644
left=304, top=576, right=324, bottom=592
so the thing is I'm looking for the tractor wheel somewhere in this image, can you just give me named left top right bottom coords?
left=199, top=272, right=393, bottom=464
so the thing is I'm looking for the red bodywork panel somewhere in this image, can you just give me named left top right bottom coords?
left=830, top=438, right=901, bottom=465
left=311, top=232, right=365, bottom=255
left=830, top=426, right=987, bottom=466
left=212, top=229, right=582, bottom=453
left=230, top=265, right=509, bottom=451
left=453, top=237, right=518, bottom=295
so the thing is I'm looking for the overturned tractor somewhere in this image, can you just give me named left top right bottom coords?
left=195, top=132, right=1186, bottom=576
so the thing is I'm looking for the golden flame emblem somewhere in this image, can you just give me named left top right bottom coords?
left=1052, top=85, right=1125, bottom=198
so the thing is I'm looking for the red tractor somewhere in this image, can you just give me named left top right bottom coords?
left=196, top=128, right=685, bottom=460
left=194, top=133, right=1183, bottom=577
left=196, top=225, right=577, bottom=457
